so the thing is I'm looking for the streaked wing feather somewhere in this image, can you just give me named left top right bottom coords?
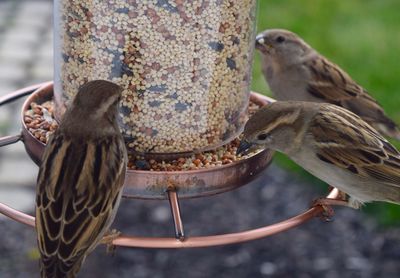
left=36, top=131, right=126, bottom=276
left=309, top=104, right=400, bottom=186
left=305, top=57, right=398, bottom=129
left=306, top=56, right=364, bottom=103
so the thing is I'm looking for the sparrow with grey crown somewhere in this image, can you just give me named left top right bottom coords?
left=255, top=29, right=400, bottom=140
left=36, top=80, right=127, bottom=278
left=237, top=101, right=400, bottom=209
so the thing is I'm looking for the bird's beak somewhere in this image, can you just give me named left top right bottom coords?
left=236, top=139, right=254, bottom=156
left=255, top=34, right=265, bottom=50
left=255, top=35, right=272, bottom=53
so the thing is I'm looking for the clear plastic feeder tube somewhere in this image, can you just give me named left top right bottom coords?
left=54, top=0, right=258, bottom=154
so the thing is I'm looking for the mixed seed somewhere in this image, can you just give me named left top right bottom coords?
left=24, top=101, right=59, bottom=143
left=55, top=0, right=258, bottom=153
left=24, top=100, right=262, bottom=171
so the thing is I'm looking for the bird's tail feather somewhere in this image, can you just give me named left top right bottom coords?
left=40, top=255, right=86, bottom=278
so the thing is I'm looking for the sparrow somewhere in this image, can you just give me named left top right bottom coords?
left=237, top=101, right=400, bottom=209
left=255, top=28, right=400, bottom=140
left=35, top=80, right=127, bottom=277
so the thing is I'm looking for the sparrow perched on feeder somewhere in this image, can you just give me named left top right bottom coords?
left=255, top=29, right=400, bottom=140
left=35, top=80, right=127, bottom=277
left=237, top=101, right=400, bottom=209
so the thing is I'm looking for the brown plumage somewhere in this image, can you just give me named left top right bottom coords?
left=238, top=101, right=400, bottom=208
left=35, top=80, right=127, bottom=277
left=255, top=28, right=400, bottom=140
left=310, top=105, right=400, bottom=188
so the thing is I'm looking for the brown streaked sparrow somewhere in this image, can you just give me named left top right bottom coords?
left=35, top=80, right=127, bottom=278
left=255, top=29, right=400, bottom=140
left=237, top=101, right=400, bottom=209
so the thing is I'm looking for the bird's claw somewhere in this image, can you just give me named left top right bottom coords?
left=311, top=198, right=335, bottom=222
left=101, top=229, right=121, bottom=255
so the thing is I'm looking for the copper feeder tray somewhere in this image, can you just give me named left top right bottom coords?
left=21, top=82, right=274, bottom=199
left=0, top=83, right=340, bottom=248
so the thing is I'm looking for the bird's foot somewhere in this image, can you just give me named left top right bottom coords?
left=311, top=197, right=352, bottom=221
left=311, top=197, right=336, bottom=221
left=101, top=229, right=121, bottom=255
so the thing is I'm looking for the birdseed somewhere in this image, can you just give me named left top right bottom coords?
left=24, top=99, right=262, bottom=171
left=24, top=101, right=59, bottom=144
left=54, top=0, right=258, bottom=154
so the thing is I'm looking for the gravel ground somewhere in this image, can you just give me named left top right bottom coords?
left=1, top=164, right=400, bottom=278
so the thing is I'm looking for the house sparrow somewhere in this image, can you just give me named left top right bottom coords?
left=35, top=80, right=127, bottom=277
left=255, top=29, right=400, bottom=140
left=237, top=101, right=400, bottom=209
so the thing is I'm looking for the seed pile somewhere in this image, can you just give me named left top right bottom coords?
left=55, top=0, right=257, bottom=153
left=24, top=101, right=59, bottom=143
left=24, top=99, right=262, bottom=171
left=129, top=138, right=242, bottom=171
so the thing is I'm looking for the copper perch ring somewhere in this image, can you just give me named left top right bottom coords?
left=0, top=83, right=341, bottom=249
left=0, top=189, right=340, bottom=248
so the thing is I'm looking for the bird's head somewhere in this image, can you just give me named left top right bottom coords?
left=255, top=29, right=312, bottom=63
left=71, top=80, right=121, bottom=119
left=62, top=80, right=123, bottom=135
left=74, top=79, right=121, bottom=114
left=237, top=101, right=306, bottom=156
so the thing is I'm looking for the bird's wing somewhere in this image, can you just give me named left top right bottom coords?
left=304, top=55, right=372, bottom=101
left=36, top=132, right=126, bottom=277
left=304, top=56, right=399, bottom=135
left=308, top=104, right=400, bottom=186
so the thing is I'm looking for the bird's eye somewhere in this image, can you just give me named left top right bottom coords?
left=276, top=36, right=285, bottom=43
left=257, top=133, right=269, bottom=141
left=113, top=97, right=121, bottom=105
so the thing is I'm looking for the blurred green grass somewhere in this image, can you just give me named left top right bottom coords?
left=251, top=0, right=400, bottom=225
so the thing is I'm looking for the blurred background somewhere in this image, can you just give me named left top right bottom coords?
left=0, top=0, right=400, bottom=277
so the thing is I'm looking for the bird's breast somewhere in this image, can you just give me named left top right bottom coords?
left=266, top=66, right=314, bottom=102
